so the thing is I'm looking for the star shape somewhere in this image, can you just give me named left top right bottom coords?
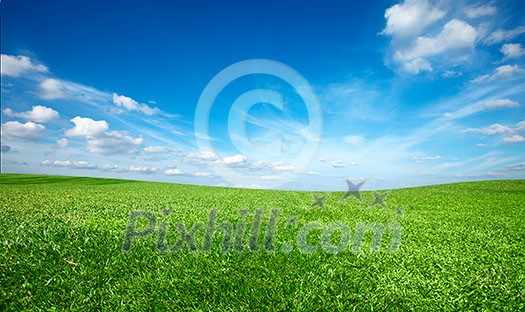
left=395, top=205, right=407, bottom=217
left=309, top=192, right=328, bottom=210
left=368, top=191, right=389, bottom=209
left=340, top=179, right=366, bottom=203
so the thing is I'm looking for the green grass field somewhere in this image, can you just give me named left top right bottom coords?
left=1, top=174, right=524, bottom=310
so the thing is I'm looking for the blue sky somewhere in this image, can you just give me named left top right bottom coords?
left=1, top=0, right=525, bottom=190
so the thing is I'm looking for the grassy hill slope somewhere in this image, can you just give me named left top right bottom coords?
left=1, top=174, right=524, bottom=310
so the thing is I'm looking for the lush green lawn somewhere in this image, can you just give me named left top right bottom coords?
left=1, top=174, right=524, bottom=310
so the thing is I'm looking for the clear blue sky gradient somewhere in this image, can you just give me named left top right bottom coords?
left=1, top=0, right=525, bottom=190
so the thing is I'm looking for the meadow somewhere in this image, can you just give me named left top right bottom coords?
left=1, top=174, right=524, bottom=310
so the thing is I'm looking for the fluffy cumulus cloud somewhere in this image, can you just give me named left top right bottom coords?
left=500, top=43, right=525, bottom=59
left=394, top=19, right=477, bottom=74
left=112, top=93, right=158, bottom=115
left=65, top=116, right=142, bottom=155
left=0, top=54, right=48, bottom=77
left=382, top=0, right=445, bottom=39
left=3, top=105, right=59, bottom=123
left=221, top=154, right=248, bottom=166
left=382, top=1, right=498, bottom=74
left=1, top=121, right=46, bottom=140
left=65, top=117, right=108, bottom=137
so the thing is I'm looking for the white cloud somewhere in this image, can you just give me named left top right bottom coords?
left=57, top=138, right=68, bottom=148
left=164, top=168, right=185, bottom=175
left=305, top=171, right=320, bottom=175
left=0, top=54, right=48, bottom=77
left=400, top=58, right=432, bottom=74
left=112, top=93, right=158, bottom=115
left=38, top=78, right=108, bottom=103
left=64, top=116, right=142, bottom=155
left=221, top=154, right=248, bottom=166
left=163, top=168, right=214, bottom=178
left=382, top=0, right=445, bottom=39
left=182, top=150, right=220, bottom=167
left=382, top=1, right=481, bottom=74
left=41, top=159, right=96, bottom=169
left=343, top=135, right=365, bottom=145
left=442, top=70, right=460, bottom=78
left=128, top=166, right=158, bottom=173
left=1, top=121, right=46, bottom=140
left=331, top=160, right=345, bottom=168
left=482, top=99, right=519, bottom=109
left=516, top=121, right=525, bottom=132
left=65, top=117, right=109, bottom=137
left=143, top=146, right=173, bottom=153
left=259, top=175, right=283, bottom=181
left=329, top=160, right=356, bottom=168
left=463, top=123, right=513, bottom=135
left=269, top=161, right=295, bottom=172
left=463, top=120, right=525, bottom=144
left=232, top=183, right=264, bottom=189
left=3, top=105, right=59, bottom=123
left=412, top=155, right=443, bottom=162
left=404, top=19, right=477, bottom=60
left=394, top=19, right=477, bottom=74
left=85, top=130, right=143, bottom=155
left=39, top=78, right=66, bottom=99
left=484, top=26, right=525, bottom=45
left=471, top=65, right=524, bottom=83
left=1, top=145, right=11, bottom=153
left=464, top=5, right=496, bottom=18
left=186, top=150, right=218, bottom=161
left=500, top=43, right=525, bottom=59
left=193, top=172, right=214, bottom=178
left=101, top=164, right=122, bottom=171
left=502, top=135, right=525, bottom=143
